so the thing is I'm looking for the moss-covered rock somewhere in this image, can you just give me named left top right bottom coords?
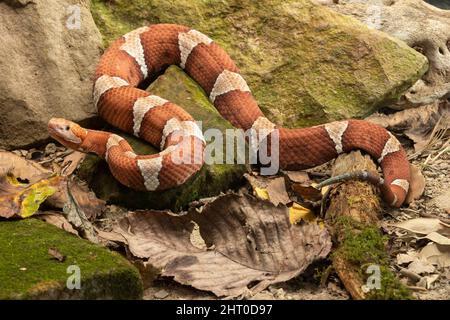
left=79, top=66, right=247, bottom=211
left=91, top=0, right=428, bottom=127
left=0, top=219, right=143, bottom=299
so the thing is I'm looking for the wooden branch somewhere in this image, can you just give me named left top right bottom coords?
left=325, top=150, right=382, bottom=300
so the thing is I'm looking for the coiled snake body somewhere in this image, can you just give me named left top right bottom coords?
left=48, top=24, right=410, bottom=207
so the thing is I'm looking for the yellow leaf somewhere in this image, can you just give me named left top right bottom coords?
left=0, top=174, right=61, bottom=219
left=19, top=178, right=60, bottom=218
left=289, top=202, right=316, bottom=224
left=254, top=187, right=270, bottom=200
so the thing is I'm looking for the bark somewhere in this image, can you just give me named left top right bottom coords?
left=325, top=151, right=382, bottom=300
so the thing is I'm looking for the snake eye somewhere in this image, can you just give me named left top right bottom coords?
left=65, top=125, right=70, bottom=130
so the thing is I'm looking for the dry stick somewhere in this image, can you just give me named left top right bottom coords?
left=325, top=151, right=383, bottom=300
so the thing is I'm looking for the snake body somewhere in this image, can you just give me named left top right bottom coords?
left=48, top=24, right=411, bottom=207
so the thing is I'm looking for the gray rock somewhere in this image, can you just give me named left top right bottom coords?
left=0, top=0, right=103, bottom=149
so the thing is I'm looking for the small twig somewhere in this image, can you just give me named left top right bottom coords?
left=316, top=170, right=383, bottom=189
left=399, top=268, right=421, bottom=282
left=407, top=286, right=428, bottom=291
left=38, top=150, right=74, bottom=165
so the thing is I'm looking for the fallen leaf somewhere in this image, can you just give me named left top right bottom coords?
left=416, top=274, right=439, bottom=290
left=292, top=182, right=322, bottom=202
left=62, top=180, right=99, bottom=243
left=114, top=194, right=331, bottom=298
left=421, top=232, right=450, bottom=246
left=0, top=173, right=62, bottom=219
left=154, top=290, right=170, bottom=299
left=391, top=218, right=447, bottom=235
left=35, top=211, right=79, bottom=236
left=366, top=101, right=450, bottom=152
left=47, top=179, right=105, bottom=221
left=254, top=187, right=269, bottom=200
left=419, top=243, right=450, bottom=268
left=289, top=202, right=316, bottom=225
left=0, top=151, right=51, bottom=184
left=61, top=151, right=86, bottom=176
left=283, top=171, right=310, bottom=184
left=96, top=228, right=128, bottom=245
left=266, top=177, right=291, bottom=206
left=405, top=164, right=426, bottom=204
left=48, top=247, right=66, bottom=262
left=407, top=258, right=436, bottom=275
left=245, top=174, right=290, bottom=206
left=397, top=251, right=419, bottom=265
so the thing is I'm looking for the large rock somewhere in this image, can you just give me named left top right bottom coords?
left=322, top=0, right=450, bottom=109
left=0, top=218, right=143, bottom=299
left=0, top=0, right=103, bottom=149
left=78, top=66, right=247, bottom=211
left=91, top=0, right=427, bottom=127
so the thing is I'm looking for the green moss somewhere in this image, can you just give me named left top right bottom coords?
left=332, top=217, right=412, bottom=300
left=90, top=0, right=427, bottom=127
left=0, top=219, right=143, bottom=299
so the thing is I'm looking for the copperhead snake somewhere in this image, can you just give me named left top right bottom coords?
left=48, top=24, right=410, bottom=207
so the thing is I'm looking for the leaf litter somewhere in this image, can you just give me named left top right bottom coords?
left=111, top=194, right=331, bottom=298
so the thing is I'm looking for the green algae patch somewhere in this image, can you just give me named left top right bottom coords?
left=91, top=0, right=427, bottom=127
left=78, top=66, right=246, bottom=211
left=332, top=217, right=412, bottom=300
left=0, top=219, right=143, bottom=299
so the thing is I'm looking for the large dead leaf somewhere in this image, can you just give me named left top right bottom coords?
left=0, top=151, right=51, bottom=184
left=58, top=179, right=100, bottom=243
left=114, top=194, right=331, bottom=298
left=391, top=218, right=450, bottom=236
left=419, top=243, right=450, bottom=268
left=366, top=101, right=450, bottom=152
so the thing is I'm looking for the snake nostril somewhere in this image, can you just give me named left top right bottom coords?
left=439, top=47, right=445, bottom=55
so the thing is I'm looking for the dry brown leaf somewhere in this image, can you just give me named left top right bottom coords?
left=61, top=151, right=86, bottom=176
left=266, top=177, right=291, bottom=206
left=292, top=182, right=322, bottom=202
left=0, top=151, right=51, bottom=184
left=114, top=194, right=331, bottom=298
left=366, top=101, right=450, bottom=152
left=48, top=247, right=66, bottom=262
left=419, top=243, right=450, bottom=268
left=407, top=259, right=436, bottom=275
left=283, top=171, right=310, bottom=184
left=245, top=174, right=290, bottom=206
left=0, top=173, right=62, bottom=219
left=405, top=164, right=426, bottom=204
left=47, top=179, right=105, bottom=221
left=421, top=232, right=450, bottom=246
left=35, top=211, right=79, bottom=236
left=391, top=218, right=448, bottom=235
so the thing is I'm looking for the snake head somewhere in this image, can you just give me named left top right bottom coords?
left=48, top=118, right=87, bottom=149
